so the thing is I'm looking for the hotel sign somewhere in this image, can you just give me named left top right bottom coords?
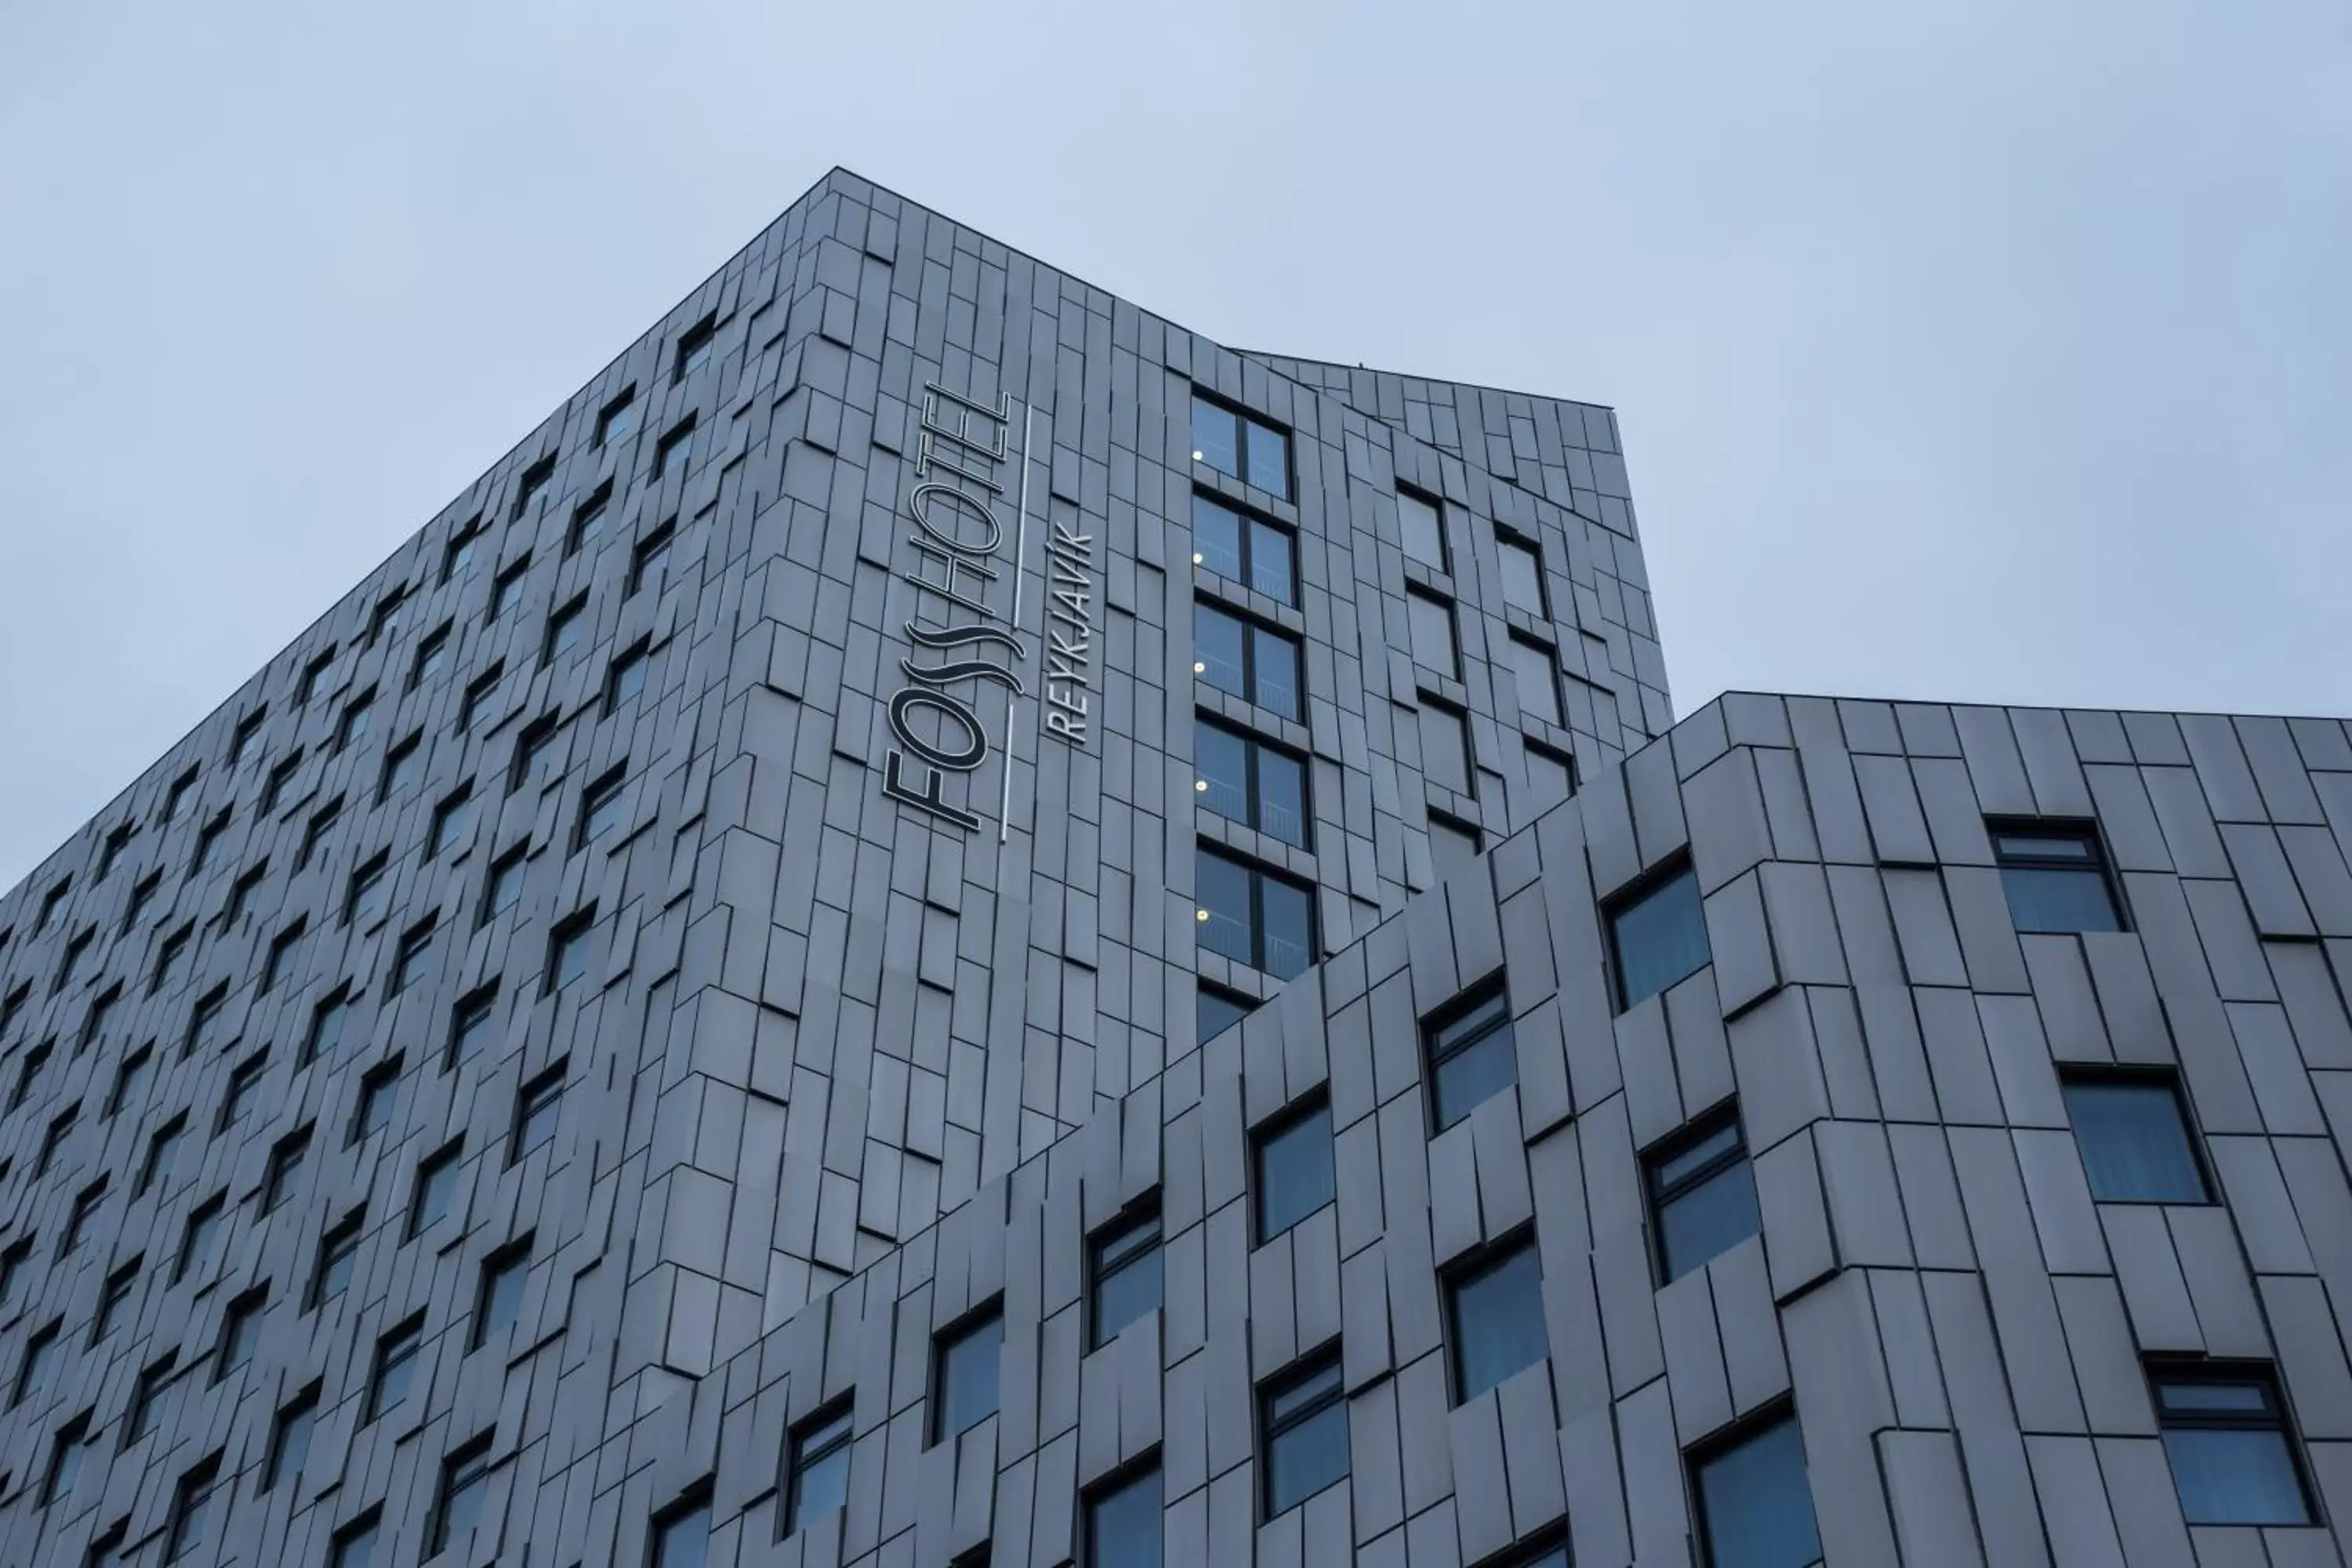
left=878, top=382, right=1094, bottom=839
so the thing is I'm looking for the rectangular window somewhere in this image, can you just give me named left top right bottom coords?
left=1397, top=487, right=1448, bottom=572
left=303, top=989, right=352, bottom=1067
left=263, top=1126, right=312, bottom=1214
left=654, top=417, right=697, bottom=479
left=218, top=1050, right=267, bottom=1129
left=366, top=1316, right=423, bottom=1421
left=510, top=710, right=560, bottom=790
left=165, top=1456, right=221, bottom=1559
left=1089, top=1206, right=1162, bottom=1351
left=0, top=1236, right=30, bottom=1305
left=431, top=786, right=477, bottom=856
left=411, top=622, right=450, bottom=689
left=1260, top=1352, right=1348, bottom=1517
left=511, top=454, right=554, bottom=521
left=1447, top=1235, right=1547, bottom=1403
left=630, top=522, right=676, bottom=596
left=351, top=1059, right=399, bottom=1146
left=408, top=1142, right=462, bottom=1238
left=471, top=1234, right=532, bottom=1349
left=96, top=1257, right=139, bottom=1341
left=544, top=593, right=587, bottom=664
left=329, top=1512, right=381, bottom=1568
left=442, top=517, right=482, bottom=584
left=10, top=1040, right=49, bottom=1111
left=151, top=923, right=189, bottom=993
left=262, top=753, right=302, bottom=812
left=96, top=824, right=132, bottom=880
left=2152, top=1364, right=2312, bottom=1524
left=123, top=868, right=162, bottom=931
left=547, top=907, right=596, bottom=993
left=481, top=845, right=527, bottom=926
left=36, top=1102, right=77, bottom=1176
left=931, top=1305, right=1004, bottom=1445
left=1646, top=1108, right=1762, bottom=1283
left=1508, top=635, right=1563, bottom=728
left=1691, top=1409, right=1822, bottom=1568
left=369, top=586, right=408, bottom=645
left=1193, top=719, right=1308, bottom=848
left=1254, top=1098, right=1335, bottom=1244
left=15, top=1320, right=58, bottom=1403
left=448, top=985, right=499, bottom=1072
left=264, top=1386, right=318, bottom=1493
left=1190, top=392, right=1290, bottom=499
left=1427, top=982, right=1517, bottom=1131
left=1428, top=812, right=1483, bottom=884
left=1609, top=858, right=1711, bottom=1011
left=566, top=484, right=611, bottom=555
left=125, top=1356, right=175, bottom=1443
left=1196, top=845, right=1315, bottom=979
left=390, top=920, right=437, bottom=995
left=1992, top=823, right=2125, bottom=933
left=61, top=1178, right=107, bottom=1256
left=1192, top=602, right=1301, bottom=720
left=785, top=1403, right=855, bottom=1537
left=299, top=649, right=336, bottom=704
left=214, top=1287, right=264, bottom=1379
left=43, top=1414, right=88, bottom=1503
left=161, top=766, right=198, bottom=823
left=335, top=689, right=375, bottom=752
left=1407, top=589, right=1459, bottom=677
left=176, top=1193, right=225, bottom=1283
left=492, top=557, right=532, bottom=619
left=429, top=1433, right=495, bottom=1553
left=296, top=798, right=339, bottom=872
left=595, top=387, right=639, bottom=448
left=1420, top=702, right=1472, bottom=796
left=139, top=1115, right=185, bottom=1195
left=261, top=918, right=307, bottom=995
left=346, top=851, right=389, bottom=927
left=183, top=981, right=227, bottom=1056
left=190, top=810, right=229, bottom=876
left=379, top=735, right=417, bottom=803
left=461, top=662, right=506, bottom=728
left=579, top=768, right=627, bottom=851
left=310, top=1208, right=364, bottom=1308
left=2062, top=1073, right=2210, bottom=1203
left=1189, top=493, right=1296, bottom=605
left=1496, top=532, right=1548, bottom=617
left=673, top=315, right=715, bottom=383
left=512, top=1062, right=565, bottom=1162
left=35, top=879, right=71, bottom=933
left=1197, top=985, right=1255, bottom=1045
left=606, top=640, right=651, bottom=712
left=1084, top=1463, right=1161, bottom=1568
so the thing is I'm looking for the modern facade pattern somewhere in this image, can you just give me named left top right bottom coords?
left=0, top=166, right=2348, bottom=1568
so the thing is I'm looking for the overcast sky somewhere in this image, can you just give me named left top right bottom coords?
left=2, top=0, right=2347, bottom=892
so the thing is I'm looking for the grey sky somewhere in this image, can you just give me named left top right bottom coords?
left=2, top=0, right=2347, bottom=892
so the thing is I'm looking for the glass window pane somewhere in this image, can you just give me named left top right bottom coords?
left=1195, top=724, right=1251, bottom=828
left=1196, top=851, right=1255, bottom=969
left=1399, top=492, right=1446, bottom=570
left=1453, top=1243, right=1547, bottom=1400
left=938, top=1316, right=1001, bottom=1439
left=1093, top=1247, right=1160, bottom=1348
left=1267, top=1397, right=1348, bottom=1513
left=1258, top=874, right=1314, bottom=980
left=1191, top=495, right=1243, bottom=584
left=1193, top=604, right=1247, bottom=701
left=1655, top=1121, right=1744, bottom=1192
left=1512, top=639, right=1563, bottom=727
left=1659, top=1160, right=1762, bottom=1282
left=1408, top=593, right=1457, bottom=676
left=1697, top=1415, right=1822, bottom=1568
left=1088, top=1467, right=1161, bottom=1568
left=2158, top=1380, right=2270, bottom=1415
left=791, top=1443, right=850, bottom=1534
left=1255, top=748, right=1308, bottom=848
left=2000, top=866, right=2122, bottom=933
left=1521, top=745, right=1574, bottom=818
left=1498, top=536, right=1547, bottom=616
left=1249, top=626, right=1301, bottom=720
left=2162, top=1427, right=2310, bottom=1526
left=1434, top=1028, right=1518, bottom=1130
left=1191, top=397, right=1239, bottom=477
left=1429, top=815, right=1482, bottom=884
left=653, top=1507, right=710, bottom=1568
left=1248, top=519, right=1295, bottom=604
left=1613, top=866, right=1711, bottom=1008
left=1198, top=989, right=1251, bottom=1045
left=1246, top=419, right=1290, bottom=500
left=2063, top=1080, right=2208, bottom=1202
left=1421, top=706, right=1471, bottom=794
left=1258, top=1105, right=1335, bottom=1241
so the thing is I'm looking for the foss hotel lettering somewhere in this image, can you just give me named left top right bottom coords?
left=880, top=383, right=1096, bottom=834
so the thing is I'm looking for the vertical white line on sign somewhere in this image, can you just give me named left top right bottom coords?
left=1000, top=403, right=1038, bottom=844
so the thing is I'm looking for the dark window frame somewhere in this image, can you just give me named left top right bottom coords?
left=1643, top=1102, right=1761, bottom=1286
left=428, top=1431, right=496, bottom=1555
left=408, top=1140, right=463, bottom=1239
left=1443, top=1227, right=1548, bottom=1406
left=782, top=1399, right=856, bottom=1539
left=1189, top=389, right=1292, bottom=499
left=629, top=521, right=677, bottom=596
left=672, top=315, right=717, bottom=383
left=653, top=416, right=698, bottom=480
left=546, top=906, right=598, bottom=995
left=1193, top=598, right=1303, bottom=720
left=1424, top=976, right=1516, bottom=1133
left=1605, top=853, right=1711, bottom=1013
left=593, top=387, right=639, bottom=448
left=1189, top=489, right=1298, bottom=607
left=1196, top=844, right=1316, bottom=980
left=1494, top=527, right=1550, bottom=618
left=1081, top=1453, right=1163, bottom=1568
left=1088, top=1200, right=1163, bottom=1352
left=309, top=1207, right=365, bottom=1310
left=1686, top=1399, right=1820, bottom=1568
left=2058, top=1065, right=2215, bottom=1205
left=365, top=1314, right=424, bottom=1422
left=1193, top=716, right=1311, bottom=849
left=470, top=1232, right=534, bottom=1351
left=1405, top=586, right=1461, bottom=680
left=263, top=1381, right=320, bottom=1494
left=1396, top=483, right=1450, bottom=573
left=565, top=481, right=613, bottom=556
left=1257, top=1346, right=1348, bottom=1519
left=2147, top=1359, right=2316, bottom=1526
left=1250, top=1094, right=1336, bottom=1247
left=606, top=637, right=653, bottom=713
left=510, top=453, right=555, bottom=522
left=350, top=1057, right=401, bottom=1145
left=928, top=1298, right=1005, bottom=1447
left=1988, top=818, right=2129, bottom=932
left=510, top=1061, right=566, bottom=1163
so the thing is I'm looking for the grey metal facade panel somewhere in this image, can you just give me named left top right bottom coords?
left=3, top=169, right=2352, bottom=1566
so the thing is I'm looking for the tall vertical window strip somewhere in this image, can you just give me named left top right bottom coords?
left=1085, top=1464, right=1162, bottom=1568
left=1089, top=1207, right=1162, bottom=1350
left=1397, top=488, right=1447, bottom=572
left=1193, top=602, right=1301, bottom=720
left=1496, top=533, right=1548, bottom=617
left=1193, top=720, right=1308, bottom=848
left=1189, top=393, right=1291, bottom=500
left=1196, top=846, right=1314, bottom=980
left=1260, top=1352, right=1349, bottom=1516
left=2062, top=1074, right=2210, bottom=1203
left=1645, top=1109, right=1762, bottom=1283
left=1447, top=1238, right=1547, bottom=1403
left=1189, top=493, right=1296, bottom=604
left=1419, top=704, right=1473, bottom=796
left=1253, top=1100, right=1335, bottom=1244
left=1427, top=982, right=1517, bottom=1131
left=1693, top=1411, right=1822, bottom=1568
left=786, top=1404, right=855, bottom=1537
left=2153, top=1366, right=2312, bottom=1525
left=1407, top=590, right=1459, bottom=677
left=1991, top=824, right=2124, bottom=933
left=1197, top=985, right=1255, bottom=1046
left=1508, top=636, right=1563, bottom=727
left=931, top=1307, right=1004, bottom=1444
left=1609, top=861, right=1711, bottom=1011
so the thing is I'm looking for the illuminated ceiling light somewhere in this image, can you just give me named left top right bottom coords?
left=1193, top=662, right=1206, bottom=673
left=1192, top=553, right=1203, bottom=565
left=1196, top=909, right=1210, bottom=922
left=1195, top=779, right=1208, bottom=793
left=1191, top=450, right=1205, bottom=463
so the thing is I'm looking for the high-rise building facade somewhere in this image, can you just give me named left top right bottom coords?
left=1, top=168, right=2348, bottom=1567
